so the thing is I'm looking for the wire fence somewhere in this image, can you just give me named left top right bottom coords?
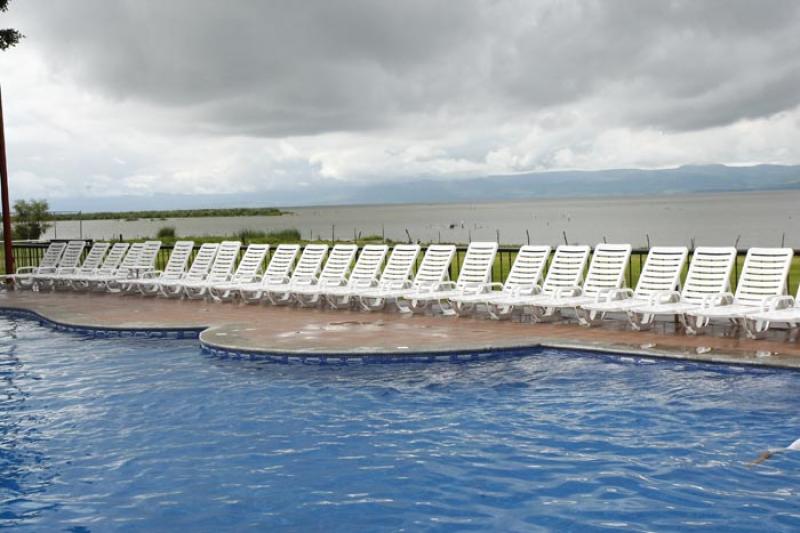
left=3, top=240, right=799, bottom=295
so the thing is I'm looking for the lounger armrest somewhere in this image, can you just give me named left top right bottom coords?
left=511, top=284, right=541, bottom=298
left=36, top=266, right=58, bottom=274
left=14, top=266, right=38, bottom=275
left=555, top=285, right=583, bottom=300
left=704, top=292, right=734, bottom=308
left=140, top=270, right=163, bottom=279
left=648, top=290, right=681, bottom=306
left=766, top=295, right=795, bottom=311
left=606, top=288, right=634, bottom=301
left=437, top=281, right=458, bottom=291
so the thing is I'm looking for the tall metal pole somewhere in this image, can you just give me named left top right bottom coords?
left=0, top=85, right=15, bottom=276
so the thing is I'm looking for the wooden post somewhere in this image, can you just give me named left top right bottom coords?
left=0, top=86, right=14, bottom=276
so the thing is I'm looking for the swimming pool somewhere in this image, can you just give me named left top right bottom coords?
left=2, top=316, right=799, bottom=531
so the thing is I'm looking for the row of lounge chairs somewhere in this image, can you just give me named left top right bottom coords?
left=2, top=239, right=799, bottom=339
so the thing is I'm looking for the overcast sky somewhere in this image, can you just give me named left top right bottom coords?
left=1, top=0, right=800, bottom=201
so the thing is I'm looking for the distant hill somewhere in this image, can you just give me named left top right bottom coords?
left=50, top=164, right=800, bottom=212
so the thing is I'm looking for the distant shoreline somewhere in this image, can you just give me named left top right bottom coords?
left=50, top=207, right=288, bottom=221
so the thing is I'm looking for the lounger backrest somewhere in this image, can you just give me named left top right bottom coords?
left=680, top=247, right=737, bottom=303
left=378, top=244, right=421, bottom=289
left=160, top=241, right=195, bottom=280
left=232, top=244, right=269, bottom=282
left=289, top=244, right=329, bottom=283
left=57, top=241, right=87, bottom=269
left=114, top=243, right=144, bottom=276
left=733, top=247, right=794, bottom=304
left=502, top=245, right=551, bottom=294
left=581, top=243, right=632, bottom=296
left=75, top=242, right=110, bottom=273
left=264, top=244, right=300, bottom=283
left=205, top=241, right=241, bottom=282
left=541, top=245, right=591, bottom=295
left=347, top=245, right=389, bottom=289
left=136, top=241, right=162, bottom=270
left=97, top=243, right=130, bottom=274
left=318, top=244, right=358, bottom=284
left=38, top=242, right=67, bottom=269
left=455, top=242, right=499, bottom=289
left=632, top=246, right=688, bottom=298
left=184, top=243, right=219, bottom=281
left=412, top=245, right=456, bottom=289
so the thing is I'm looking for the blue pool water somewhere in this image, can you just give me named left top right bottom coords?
left=2, top=317, right=800, bottom=531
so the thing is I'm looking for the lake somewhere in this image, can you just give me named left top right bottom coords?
left=44, top=190, right=800, bottom=248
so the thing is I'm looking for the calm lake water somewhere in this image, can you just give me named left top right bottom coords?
left=45, top=190, right=800, bottom=248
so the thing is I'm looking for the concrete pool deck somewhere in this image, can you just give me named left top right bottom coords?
left=1, top=290, right=799, bottom=368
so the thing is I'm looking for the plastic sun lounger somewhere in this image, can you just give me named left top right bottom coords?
left=744, top=282, right=800, bottom=339
left=124, top=241, right=195, bottom=295
left=1, top=241, right=68, bottom=289
left=397, top=242, right=498, bottom=315
left=358, top=244, right=456, bottom=312
left=214, top=244, right=300, bottom=303
left=626, top=247, right=737, bottom=331
left=66, top=242, right=130, bottom=290
left=205, top=244, right=269, bottom=302
left=685, top=247, right=794, bottom=335
left=513, top=243, right=632, bottom=323
left=449, top=244, right=551, bottom=318
left=105, top=241, right=162, bottom=292
left=29, top=240, right=86, bottom=291
left=577, top=246, right=688, bottom=326
left=292, top=244, right=359, bottom=307
left=182, top=241, right=242, bottom=299
left=39, top=241, right=109, bottom=290
left=324, top=244, right=412, bottom=310
left=263, top=244, right=329, bottom=305
left=487, top=245, right=591, bottom=319
left=351, top=244, right=422, bottom=311
left=155, top=243, right=219, bottom=298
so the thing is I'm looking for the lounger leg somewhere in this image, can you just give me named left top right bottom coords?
left=454, top=301, right=475, bottom=317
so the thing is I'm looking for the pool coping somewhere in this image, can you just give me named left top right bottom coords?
left=2, top=303, right=798, bottom=370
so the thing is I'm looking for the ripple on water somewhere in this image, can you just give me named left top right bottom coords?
left=1, top=316, right=800, bottom=531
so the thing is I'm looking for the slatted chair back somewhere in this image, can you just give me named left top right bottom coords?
left=318, top=244, right=358, bottom=285
left=205, top=241, right=241, bottom=283
left=631, top=247, right=688, bottom=299
left=264, top=244, right=301, bottom=283
left=733, top=248, right=794, bottom=305
left=289, top=244, right=329, bottom=284
left=74, top=242, right=110, bottom=274
left=231, top=244, right=269, bottom=283
left=96, top=243, right=131, bottom=275
left=540, top=245, right=591, bottom=296
left=580, top=244, right=632, bottom=297
left=136, top=241, right=162, bottom=270
left=113, top=243, right=145, bottom=277
left=412, top=245, right=456, bottom=290
left=346, top=245, right=389, bottom=289
left=183, top=243, right=219, bottom=281
left=160, top=241, right=195, bottom=281
left=501, top=245, right=551, bottom=294
left=56, top=241, right=87, bottom=269
left=37, top=242, right=67, bottom=270
left=378, top=244, right=421, bottom=290
left=455, top=242, right=499, bottom=289
left=679, top=247, right=737, bottom=304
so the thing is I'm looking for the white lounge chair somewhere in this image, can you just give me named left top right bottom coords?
left=264, top=244, right=329, bottom=305
left=745, top=281, right=800, bottom=339
left=686, top=247, right=794, bottom=335
left=156, top=243, right=219, bottom=298
left=450, top=244, right=552, bottom=318
left=324, top=244, right=394, bottom=309
left=515, top=243, right=632, bottom=322
left=67, top=243, right=131, bottom=291
left=205, top=244, right=270, bottom=302
left=398, top=242, right=498, bottom=315
left=31, top=240, right=86, bottom=291
left=124, top=241, right=195, bottom=295
left=577, top=246, right=688, bottom=326
left=626, top=247, right=737, bottom=331
left=42, top=241, right=110, bottom=290
left=1, top=241, right=68, bottom=290
left=292, top=244, right=359, bottom=307
left=358, top=244, right=456, bottom=312
left=182, top=241, right=242, bottom=299
left=336, top=244, right=421, bottom=311
left=106, top=241, right=162, bottom=292
left=487, top=245, right=591, bottom=319
left=233, top=244, right=301, bottom=303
